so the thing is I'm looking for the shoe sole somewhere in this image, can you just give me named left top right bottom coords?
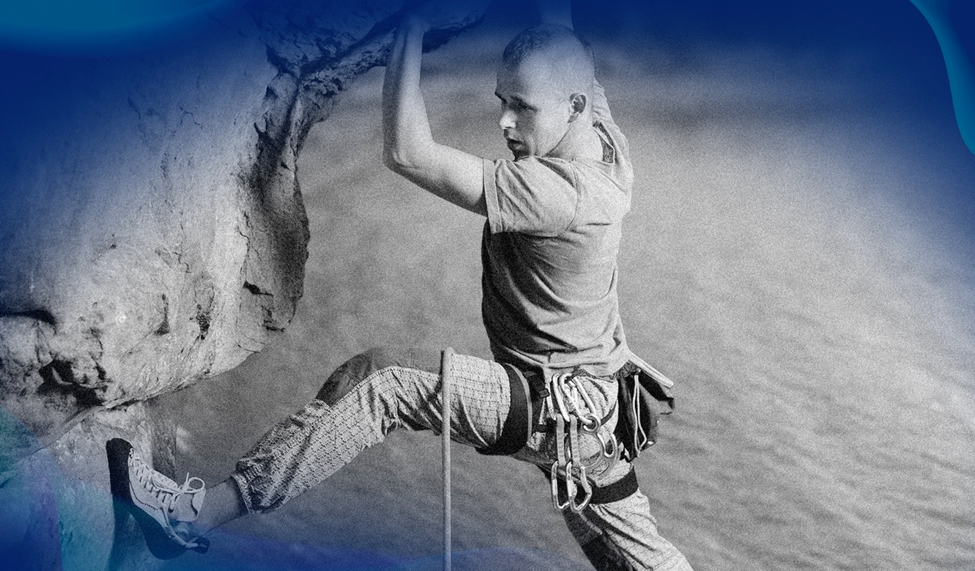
left=106, top=438, right=209, bottom=560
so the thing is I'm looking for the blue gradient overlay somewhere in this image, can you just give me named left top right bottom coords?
left=0, top=0, right=238, bottom=52
left=1, top=0, right=973, bottom=569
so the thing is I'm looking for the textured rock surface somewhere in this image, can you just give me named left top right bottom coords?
left=0, top=0, right=486, bottom=566
left=1, top=400, right=174, bottom=570
left=0, top=0, right=485, bottom=450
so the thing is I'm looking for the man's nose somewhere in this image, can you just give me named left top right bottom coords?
left=499, top=109, right=515, bottom=130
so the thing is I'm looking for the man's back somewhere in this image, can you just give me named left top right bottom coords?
left=481, top=84, right=633, bottom=376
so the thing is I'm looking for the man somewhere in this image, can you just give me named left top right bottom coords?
left=110, top=6, right=693, bottom=570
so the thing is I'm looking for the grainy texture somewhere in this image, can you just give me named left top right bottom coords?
left=0, top=0, right=487, bottom=566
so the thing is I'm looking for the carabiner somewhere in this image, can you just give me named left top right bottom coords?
left=550, top=461, right=575, bottom=511
left=596, top=429, right=618, bottom=459
left=576, top=382, right=599, bottom=419
left=569, top=464, right=592, bottom=513
left=551, top=374, right=573, bottom=424
left=579, top=412, right=601, bottom=432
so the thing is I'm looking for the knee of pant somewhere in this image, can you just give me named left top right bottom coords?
left=354, top=347, right=402, bottom=373
left=315, top=348, right=387, bottom=405
left=315, top=347, right=441, bottom=405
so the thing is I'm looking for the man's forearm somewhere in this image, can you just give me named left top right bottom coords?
left=379, top=14, right=486, bottom=215
left=382, top=17, right=433, bottom=169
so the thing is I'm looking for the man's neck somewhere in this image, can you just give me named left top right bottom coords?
left=547, top=119, right=603, bottom=162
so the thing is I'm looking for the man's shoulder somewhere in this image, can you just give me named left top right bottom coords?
left=495, top=153, right=618, bottom=185
left=491, top=151, right=630, bottom=203
left=489, top=155, right=582, bottom=195
left=484, top=156, right=578, bottom=237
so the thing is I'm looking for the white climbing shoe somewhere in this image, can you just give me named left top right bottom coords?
left=107, top=438, right=210, bottom=558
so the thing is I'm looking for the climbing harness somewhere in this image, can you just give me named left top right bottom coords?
left=476, top=363, right=534, bottom=456
left=439, top=352, right=672, bottom=547
left=546, top=369, right=620, bottom=513
left=440, top=348, right=453, bottom=571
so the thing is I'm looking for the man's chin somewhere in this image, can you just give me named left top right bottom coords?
left=506, top=140, right=528, bottom=160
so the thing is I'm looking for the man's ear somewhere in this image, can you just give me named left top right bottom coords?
left=568, top=93, right=587, bottom=121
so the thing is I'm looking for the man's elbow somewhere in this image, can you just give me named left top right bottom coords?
left=383, top=146, right=409, bottom=174
left=383, top=144, right=428, bottom=176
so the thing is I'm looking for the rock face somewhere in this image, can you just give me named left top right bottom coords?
left=0, top=0, right=485, bottom=566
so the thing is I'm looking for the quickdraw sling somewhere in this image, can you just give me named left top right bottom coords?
left=546, top=369, right=620, bottom=513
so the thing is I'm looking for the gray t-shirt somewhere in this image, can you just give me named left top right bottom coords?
left=481, top=86, right=633, bottom=377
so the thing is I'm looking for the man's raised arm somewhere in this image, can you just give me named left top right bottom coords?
left=382, top=12, right=487, bottom=216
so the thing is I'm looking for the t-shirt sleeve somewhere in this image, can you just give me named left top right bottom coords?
left=483, top=156, right=579, bottom=237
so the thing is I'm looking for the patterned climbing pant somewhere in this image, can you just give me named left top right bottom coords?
left=230, top=347, right=692, bottom=571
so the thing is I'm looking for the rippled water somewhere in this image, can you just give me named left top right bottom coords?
left=160, top=13, right=975, bottom=571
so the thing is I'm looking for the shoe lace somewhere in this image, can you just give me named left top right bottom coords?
left=131, top=458, right=204, bottom=516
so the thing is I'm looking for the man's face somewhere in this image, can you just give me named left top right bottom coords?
left=495, top=57, right=572, bottom=160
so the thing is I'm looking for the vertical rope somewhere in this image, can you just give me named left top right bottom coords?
left=441, top=348, right=454, bottom=571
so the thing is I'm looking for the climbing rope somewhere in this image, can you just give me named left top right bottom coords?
left=440, top=348, right=454, bottom=571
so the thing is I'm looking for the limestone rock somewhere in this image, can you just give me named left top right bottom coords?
left=0, top=0, right=487, bottom=566
left=0, top=0, right=486, bottom=452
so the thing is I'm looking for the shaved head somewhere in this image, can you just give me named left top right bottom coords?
left=495, top=24, right=600, bottom=159
left=500, top=24, right=595, bottom=97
